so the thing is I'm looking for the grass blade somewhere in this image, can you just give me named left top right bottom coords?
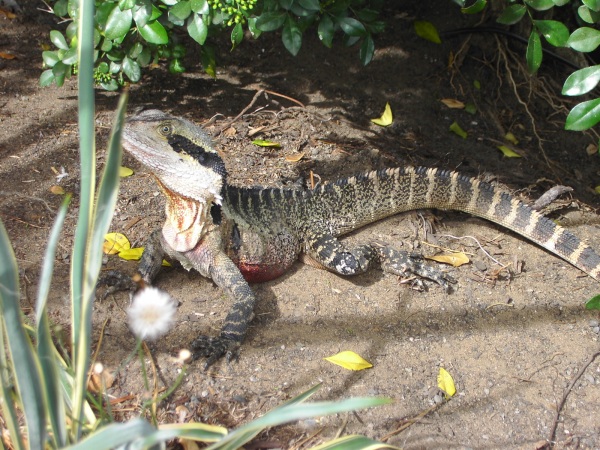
left=308, top=435, right=400, bottom=450
left=0, top=220, right=46, bottom=448
left=35, top=195, right=71, bottom=447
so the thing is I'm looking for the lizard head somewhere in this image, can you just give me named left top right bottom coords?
left=123, top=109, right=226, bottom=205
left=123, top=109, right=226, bottom=252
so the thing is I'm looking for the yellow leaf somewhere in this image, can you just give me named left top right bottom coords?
left=440, top=98, right=464, bottom=109
left=252, top=139, right=281, bottom=147
left=437, top=367, right=456, bottom=398
left=285, top=152, right=305, bottom=162
left=119, top=166, right=134, bottom=177
left=162, top=259, right=172, bottom=267
left=50, top=185, right=65, bottom=195
left=427, top=252, right=470, bottom=267
left=324, top=351, right=373, bottom=371
left=371, top=102, right=393, bottom=126
left=497, top=145, right=522, bottom=158
left=118, top=247, right=145, bottom=260
left=414, top=20, right=441, bottom=44
left=449, top=121, right=467, bottom=139
left=594, top=186, right=600, bottom=194
left=103, top=233, right=131, bottom=255
left=504, top=132, right=519, bottom=145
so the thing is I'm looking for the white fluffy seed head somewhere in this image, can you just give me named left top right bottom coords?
left=127, top=287, right=177, bottom=341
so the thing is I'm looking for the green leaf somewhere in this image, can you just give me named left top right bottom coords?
left=123, top=56, right=141, bottom=81
left=170, top=0, right=191, bottom=20
left=256, top=11, right=287, bottom=31
left=200, top=45, right=216, bottom=78
left=586, top=294, right=600, bottom=309
left=39, top=69, right=55, bottom=86
left=449, top=121, right=467, bottom=139
left=252, top=139, right=281, bottom=147
left=231, top=22, right=243, bottom=50
left=62, top=47, right=78, bottom=65
left=414, top=20, right=441, bottom=44
left=169, top=58, right=185, bottom=73
left=534, top=20, right=569, bottom=47
left=578, top=5, right=600, bottom=23
left=497, top=4, right=527, bottom=25
left=53, top=0, right=68, bottom=16
left=568, top=27, right=600, bottom=52
left=191, top=0, right=209, bottom=13
left=359, top=34, right=374, bottom=65
left=42, top=51, right=60, bottom=67
left=280, top=0, right=293, bottom=10
left=552, top=0, right=570, bottom=5
left=583, top=0, right=600, bottom=12
left=50, top=30, right=69, bottom=50
left=318, top=15, right=334, bottom=48
left=524, top=0, right=555, bottom=10
left=526, top=31, right=542, bottom=73
left=282, top=16, right=302, bottom=55
left=338, top=17, right=367, bottom=37
left=565, top=98, right=600, bottom=130
left=139, top=20, right=168, bottom=44
left=247, top=17, right=262, bottom=39
left=461, top=0, right=487, bottom=14
left=562, top=65, right=600, bottom=96
left=118, top=0, right=136, bottom=11
left=188, top=13, right=208, bottom=45
left=105, top=6, right=132, bottom=40
left=298, top=0, right=320, bottom=11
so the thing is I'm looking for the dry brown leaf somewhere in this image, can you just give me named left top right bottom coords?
left=0, top=8, right=16, bottom=19
left=50, top=185, right=65, bottom=195
left=179, top=438, right=201, bottom=450
left=440, top=98, right=465, bottom=109
left=0, top=52, right=16, bottom=59
left=427, top=252, right=470, bottom=267
left=285, top=152, right=305, bottom=162
left=88, top=367, right=115, bottom=393
left=223, top=126, right=237, bottom=137
left=586, top=143, right=597, bottom=156
left=248, top=125, right=266, bottom=136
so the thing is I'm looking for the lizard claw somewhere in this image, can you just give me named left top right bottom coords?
left=191, top=335, right=240, bottom=369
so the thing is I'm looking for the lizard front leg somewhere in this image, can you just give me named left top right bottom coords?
left=171, top=230, right=257, bottom=369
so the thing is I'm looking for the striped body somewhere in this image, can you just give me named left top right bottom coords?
left=222, top=166, right=600, bottom=281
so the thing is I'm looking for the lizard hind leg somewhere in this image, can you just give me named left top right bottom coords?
left=304, top=231, right=455, bottom=291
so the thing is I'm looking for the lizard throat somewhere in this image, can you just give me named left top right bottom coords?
left=157, top=179, right=215, bottom=252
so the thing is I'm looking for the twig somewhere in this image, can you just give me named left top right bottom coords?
left=546, top=350, right=600, bottom=447
left=532, top=185, right=573, bottom=211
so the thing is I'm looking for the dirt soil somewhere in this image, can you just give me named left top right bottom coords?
left=2, top=1, right=600, bottom=448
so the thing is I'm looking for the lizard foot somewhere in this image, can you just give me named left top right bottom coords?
left=377, top=245, right=456, bottom=292
left=191, top=335, right=241, bottom=370
left=97, top=270, right=139, bottom=299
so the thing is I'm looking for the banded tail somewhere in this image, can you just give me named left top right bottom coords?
left=308, top=166, right=600, bottom=280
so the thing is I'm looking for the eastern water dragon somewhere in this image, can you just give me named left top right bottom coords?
left=110, top=109, right=600, bottom=368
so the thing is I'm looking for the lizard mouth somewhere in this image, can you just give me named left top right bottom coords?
left=157, top=178, right=215, bottom=253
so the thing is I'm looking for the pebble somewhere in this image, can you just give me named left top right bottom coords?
left=589, top=319, right=599, bottom=328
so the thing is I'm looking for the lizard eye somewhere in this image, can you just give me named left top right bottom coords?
left=158, top=123, right=172, bottom=136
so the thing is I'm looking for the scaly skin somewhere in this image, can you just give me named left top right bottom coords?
left=116, top=109, right=600, bottom=368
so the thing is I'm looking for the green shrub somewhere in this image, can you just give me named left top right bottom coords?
left=40, top=0, right=385, bottom=90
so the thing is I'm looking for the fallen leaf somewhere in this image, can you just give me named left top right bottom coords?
left=585, top=294, right=600, bottom=310
left=50, top=185, right=65, bottom=195
left=414, top=20, right=441, bottom=44
left=497, top=145, right=522, bottom=158
left=119, top=166, right=134, bottom=177
left=0, top=8, right=16, bottom=19
left=88, top=367, right=115, bottom=393
left=464, top=103, right=477, bottom=115
left=427, top=252, right=470, bottom=267
left=252, top=139, right=281, bottom=148
left=223, top=126, right=237, bottom=137
left=371, top=102, right=393, bottom=126
left=179, top=438, right=201, bottom=450
left=595, top=186, right=600, bottom=195
left=248, top=125, right=266, bottom=137
left=285, top=152, right=305, bottom=162
left=504, top=132, right=519, bottom=145
left=449, top=121, right=467, bottom=139
left=103, top=233, right=131, bottom=255
left=118, top=247, right=144, bottom=260
left=0, top=52, right=16, bottom=59
left=473, top=80, right=481, bottom=90
left=324, top=351, right=373, bottom=371
left=586, top=143, right=597, bottom=156
left=440, top=98, right=464, bottom=109
left=437, top=367, right=456, bottom=398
